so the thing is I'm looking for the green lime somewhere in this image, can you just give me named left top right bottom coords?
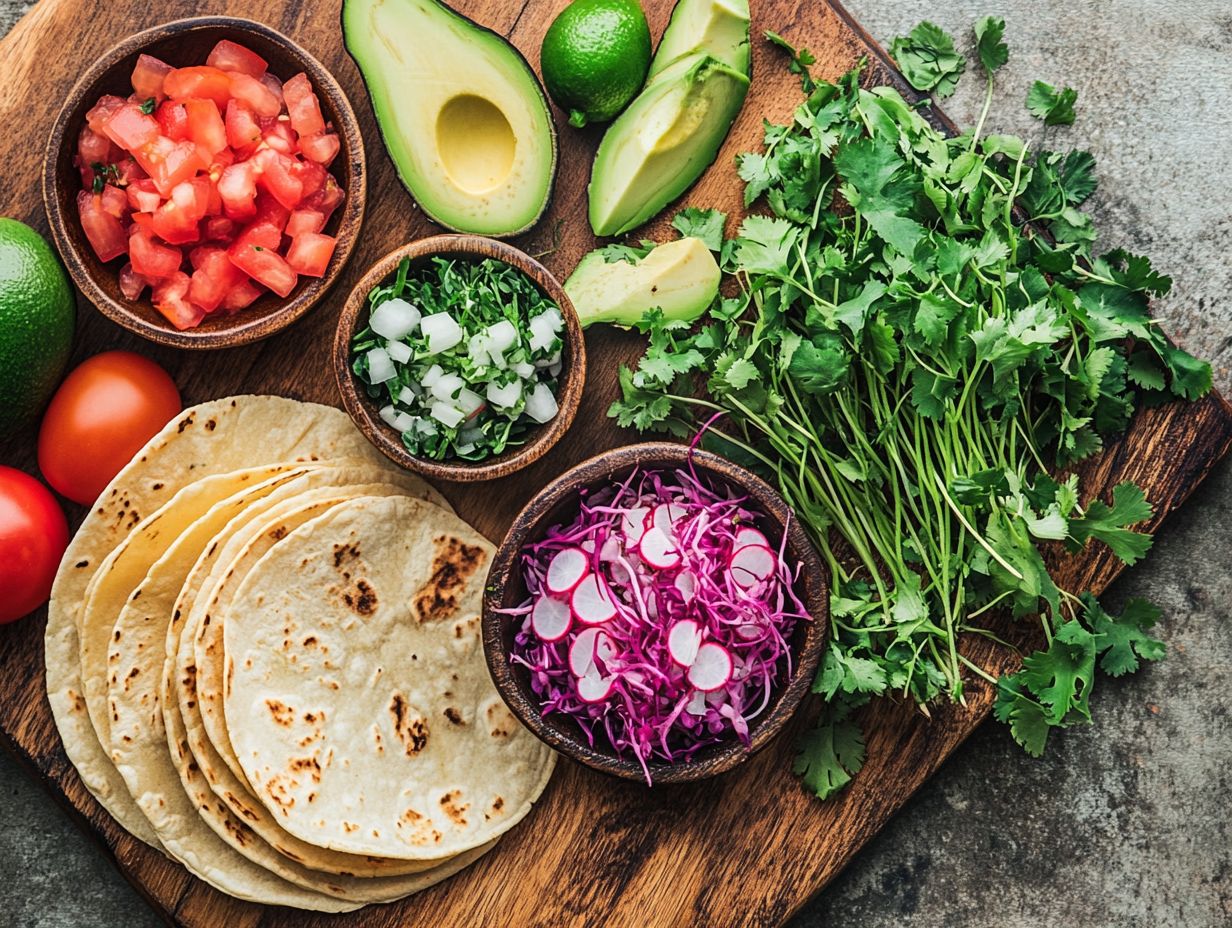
left=541, top=0, right=652, bottom=128
left=0, top=218, right=75, bottom=437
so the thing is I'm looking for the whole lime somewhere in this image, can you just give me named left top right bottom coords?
left=0, top=218, right=75, bottom=438
left=541, top=0, right=652, bottom=128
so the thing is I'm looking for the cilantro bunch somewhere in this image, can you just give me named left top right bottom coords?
left=610, top=27, right=1211, bottom=798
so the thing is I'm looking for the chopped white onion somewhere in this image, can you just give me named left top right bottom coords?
left=467, top=332, right=491, bottom=367
left=535, top=348, right=562, bottom=370
left=413, top=418, right=438, bottom=438
left=378, top=404, right=416, bottom=432
left=421, top=363, right=445, bottom=388
left=528, top=310, right=562, bottom=352
left=385, top=340, right=413, bottom=364
left=514, top=360, right=535, bottom=379
left=456, top=387, right=485, bottom=417
left=370, top=298, right=421, bottom=340
left=429, top=401, right=465, bottom=428
left=420, top=312, right=463, bottom=355
left=397, top=384, right=418, bottom=405
left=524, top=382, right=559, bottom=424
left=365, top=347, right=396, bottom=384
left=486, top=379, right=522, bottom=409
left=485, top=319, right=518, bottom=354
left=430, top=372, right=465, bottom=402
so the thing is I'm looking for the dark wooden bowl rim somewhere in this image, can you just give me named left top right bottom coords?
left=333, top=234, right=586, bottom=483
left=42, top=16, right=366, bottom=349
left=482, top=442, right=829, bottom=784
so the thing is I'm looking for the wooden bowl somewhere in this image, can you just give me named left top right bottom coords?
left=333, top=234, right=586, bottom=483
left=482, top=442, right=829, bottom=783
left=42, top=16, right=365, bottom=349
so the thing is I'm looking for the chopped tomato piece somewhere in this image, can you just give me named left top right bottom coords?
left=184, top=99, right=226, bottom=157
left=126, top=178, right=162, bottom=213
left=155, top=100, right=189, bottom=141
left=258, top=71, right=284, bottom=110
left=114, top=156, right=147, bottom=185
left=260, top=118, right=297, bottom=154
left=224, top=100, right=262, bottom=153
left=217, top=160, right=258, bottom=220
left=226, top=72, right=281, bottom=118
left=118, top=262, right=151, bottom=301
left=131, top=54, right=173, bottom=101
left=98, top=184, right=129, bottom=220
left=203, top=216, right=236, bottom=242
left=134, top=137, right=206, bottom=197
left=290, top=159, right=326, bottom=199
left=103, top=103, right=159, bottom=152
left=163, top=66, right=232, bottom=109
left=228, top=241, right=297, bottom=297
left=301, top=175, right=344, bottom=222
left=285, top=232, right=336, bottom=278
left=85, top=95, right=125, bottom=135
left=151, top=271, right=205, bottom=330
left=253, top=148, right=303, bottom=209
left=128, top=226, right=182, bottom=279
left=188, top=246, right=245, bottom=312
left=286, top=208, right=325, bottom=237
left=206, top=40, right=267, bottom=79
left=219, top=276, right=265, bottom=313
left=151, top=176, right=211, bottom=245
left=283, top=73, right=325, bottom=137
left=77, top=127, right=115, bottom=172
left=77, top=191, right=128, bottom=262
left=299, top=131, right=340, bottom=166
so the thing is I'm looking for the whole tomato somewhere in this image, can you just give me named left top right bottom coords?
left=38, top=351, right=181, bottom=504
left=0, top=467, right=69, bottom=623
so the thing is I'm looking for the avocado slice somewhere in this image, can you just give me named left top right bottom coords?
left=343, top=0, right=557, bottom=237
left=588, top=53, right=749, bottom=237
left=565, top=237, right=720, bottom=329
left=649, top=0, right=751, bottom=79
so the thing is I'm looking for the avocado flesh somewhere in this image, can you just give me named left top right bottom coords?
left=588, top=54, right=749, bottom=237
left=343, top=0, right=557, bottom=237
left=565, top=237, right=720, bottom=328
left=648, top=0, right=751, bottom=79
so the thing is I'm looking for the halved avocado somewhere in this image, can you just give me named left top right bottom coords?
left=588, top=53, right=749, bottom=237
left=343, top=0, right=557, bottom=237
left=565, top=237, right=720, bottom=328
left=649, top=0, right=751, bottom=79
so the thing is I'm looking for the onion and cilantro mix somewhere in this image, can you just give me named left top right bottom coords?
left=508, top=466, right=808, bottom=784
left=350, top=256, right=565, bottom=461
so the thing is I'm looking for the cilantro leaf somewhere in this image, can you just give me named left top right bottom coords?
left=1084, top=594, right=1165, bottom=677
left=1018, top=620, right=1097, bottom=723
left=1027, top=80, right=1078, bottom=125
left=994, top=676, right=1052, bottom=756
left=1069, top=482, right=1154, bottom=564
left=789, top=333, right=849, bottom=395
left=889, top=21, right=965, bottom=97
left=794, top=698, right=866, bottom=799
left=973, top=16, right=1009, bottom=75
left=671, top=207, right=727, bottom=252
left=764, top=30, right=816, bottom=93
left=598, top=240, right=655, bottom=264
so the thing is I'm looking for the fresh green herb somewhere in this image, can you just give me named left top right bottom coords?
left=763, top=29, right=817, bottom=93
left=888, top=21, right=965, bottom=97
left=89, top=161, right=121, bottom=193
left=973, top=16, right=1009, bottom=75
left=610, top=42, right=1210, bottom=798
left=92, top=174, right=104, bottom=194
left=1027, top=79, right=1078, bottom=125
left=671, top=207, right=727, bottom=252
left=350, top=256, right=565, bottom=462
left=598, top=240, right=656, bottom=264
left=139, top=97, right=157, bottom=115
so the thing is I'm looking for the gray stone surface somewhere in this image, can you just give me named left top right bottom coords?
left=0, top=1, right=1228, bottom=926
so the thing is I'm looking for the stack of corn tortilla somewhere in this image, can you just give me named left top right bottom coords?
left=45, top=395, right=554, bottom=911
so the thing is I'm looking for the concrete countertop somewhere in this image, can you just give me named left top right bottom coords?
left=1, top=1, right=1227, bottom=926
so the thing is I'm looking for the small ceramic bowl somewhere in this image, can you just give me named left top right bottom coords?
left=333, top=234, right=586, bottom=483
left=482, top=442, right=829, bottom=783
left=42, top=16, right=365, bottom=349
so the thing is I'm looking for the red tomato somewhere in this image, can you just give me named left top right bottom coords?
left=163, top=66, right=232, bottom=108
left=151, top=176, right=211, bottom=244
left=126, top=178, right=161, bottom=213
left=98, top=184, right=129, bottom=220
left=258, top=71, right=284, bottom=109
left=102, top=103, right=159, bottom=152
left=203, top=216, right=236, bottom=242
left=228, top=241, right=297, bottom=297
left=0, top=468, right=68, bottom=623
left=188, top=246, right=244, bottom=312
left=151, top=271, right=204, bottom=330
left=184, top=99, right=226, bottom=157
left=219, top=276, right=264, bottom=313
left=226, top=72, right=281, bottom=118
left=286, top=208, right=325, bottom=237
left=37, top=352, right=181, bottom=505
left=129, top=226, right=182, bottom=279
left=131, top=54, right=173, bottom=101
left=217, top=160, right=258, bottom=220
left=302, top=176, right=344, bottom=221
left=118, top=262, right=151, bottom=300
left=283, top=73, right=326, bottom=138
left=206, top=40, right=267, bottom=79
left=260, top=118, right=297, bottom=155
left=300, top=131, right=340, bottom=166
left=85, top=95, right=125, bottom=135
left=254, top=148, right=303, bottom=209
left=76, top=190, right=127, bottom=262
left=286, top=232, right=336, bottom=278
left=291, top=159, right=326, bottom=199
left=77, top=127, right=115, bottom=172
left=135, top=137, right=206, bottom=196
left=224, top=100, right=261, bottom=152
left=155, top=100, right=189, bottom=141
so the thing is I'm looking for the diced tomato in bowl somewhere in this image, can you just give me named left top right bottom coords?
left=71, top=37, right=344, bottom=331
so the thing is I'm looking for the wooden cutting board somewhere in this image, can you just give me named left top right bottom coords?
left=0, top=1, right=1228, bottom=926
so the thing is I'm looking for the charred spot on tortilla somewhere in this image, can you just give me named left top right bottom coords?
left=266, top=698, right=295, bottom=727
left=413, top=536, right=487, bottom=623
left=444, top=707, right=465, bottom=726
left=439, top=789, right=469, bottom=826
left=389, top=691, right=429, bottom=756
left=342, top=578, right=378, bottom=615
left=268, top=525, right=288, bottom=541
left=176, top=412, right=195, bottom=433
left=204, top=418, right=217, bottom=431
left=333, top=541, right=361, bottom=568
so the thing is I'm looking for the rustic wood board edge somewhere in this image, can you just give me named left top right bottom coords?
left=0, top=0, right=1229, bottom=926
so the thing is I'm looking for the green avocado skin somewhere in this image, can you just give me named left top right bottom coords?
left=0, top=218, right=75, bottom=438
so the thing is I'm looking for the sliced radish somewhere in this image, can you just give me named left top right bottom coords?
left=569, top=627, right=615, bottom=677
left=674, top=570, right=697, bottom=602
left=733, top=526, right=769, bottom=551
left=651, top=502, right=687, bottom=537
left=667, top=619, right=703, bottom=667
left=621, top=506, right=650, bottom=547
left=685, top=690, right=708, bottom=716
left=598, top=534, right=622, bottom=563
left=729, top=544, right=776, bottom=588
left=576, top=669, right=615, bottom=703
left=546, top=547, right=589, bottom=596
left=687, top=642, right=734, bottom=691
left=571, top=574, right=617, bottom=625
left=639, top=526, right=681, bottom=570
left=531, top=596, right=571, bottom=642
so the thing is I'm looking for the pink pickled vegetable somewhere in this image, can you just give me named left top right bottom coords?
left=506, top=464, right=808, bottom=784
